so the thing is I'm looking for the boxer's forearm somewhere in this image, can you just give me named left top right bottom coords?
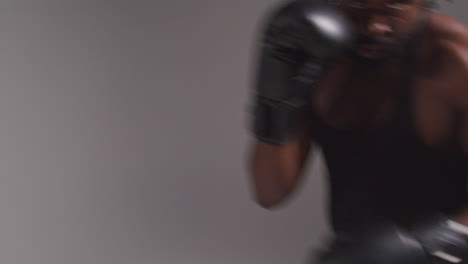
left=248, top=125, right=312, bottom=208
left=249, top=142, right=291, bottom=207
left=248, top=142, right=310, bottom=208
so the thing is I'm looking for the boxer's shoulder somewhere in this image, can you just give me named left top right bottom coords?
left=420, top=14, right=467, bottom=72
left=428, top=13, right=468, bottom=70
left=427, top=13, right=468, bottom=107
left=429, top=13, right=468, bottom=42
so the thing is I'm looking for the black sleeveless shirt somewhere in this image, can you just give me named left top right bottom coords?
left=309, top=29, right=468, bottom=237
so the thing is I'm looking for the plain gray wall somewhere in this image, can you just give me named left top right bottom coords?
left=0, top=1, right=465, bottom=264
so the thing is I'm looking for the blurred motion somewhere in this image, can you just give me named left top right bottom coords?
left=0, top=0, right=466, bottom=264
left=248, top=0, right=468, bottom=263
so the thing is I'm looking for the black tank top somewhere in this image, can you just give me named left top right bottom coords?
left=309, top=28, right=468, bottom=237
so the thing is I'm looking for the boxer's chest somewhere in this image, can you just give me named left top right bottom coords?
left=312, top=61, right=460, bottom=151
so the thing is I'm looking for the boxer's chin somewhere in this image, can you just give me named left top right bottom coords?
left=352, top=44, right=396, bottom=66
left=357, top=45, right=387, bottom=59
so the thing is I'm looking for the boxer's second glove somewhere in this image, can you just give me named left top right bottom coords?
left=251, top=0, right=353, bottom=145
left=321, top=215, right=468, bottom=264
left=411, top=215, right=468, bottom=263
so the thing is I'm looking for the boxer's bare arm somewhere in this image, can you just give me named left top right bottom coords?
left=435, top=15, right=468, bottom=224
left=439, top=18, right=468, bottom=153
left=458, top=41, right=468, bottom=224
left=248, top=115, right=313, bottom=209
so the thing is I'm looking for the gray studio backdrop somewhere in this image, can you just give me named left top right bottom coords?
left=0, top=1, right=464, bottom=264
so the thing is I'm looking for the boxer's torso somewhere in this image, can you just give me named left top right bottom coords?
left=309, top=13, right=468, bottom=236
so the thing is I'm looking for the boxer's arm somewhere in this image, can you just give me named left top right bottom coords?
left=456, top=109, right=468, bottom=226
left=456, top=91, right=468, bottom=225
left=248, top=116, right=313, bottom=209
left=433, top=15, right=468, bottom=219
left=447, top=23, right=468, bottom=225
left=247, top=1, right=351, bottom=209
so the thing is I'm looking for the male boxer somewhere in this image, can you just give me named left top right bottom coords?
left=247, top=0, right=468, bottom=263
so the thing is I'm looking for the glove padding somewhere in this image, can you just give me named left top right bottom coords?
left=411, top=215, right=468, bottom=263
left=251, top=0, right=353, bottom=145
left=320, top=215, right=468, bottom=264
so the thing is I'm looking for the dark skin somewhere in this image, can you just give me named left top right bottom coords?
left=248, top=0, right=468, bottom=224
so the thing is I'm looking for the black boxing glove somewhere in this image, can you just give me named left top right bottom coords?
left=320, top=215, right=468, bottom=264
left=251, top=0, right=353, bottom=145
left=411, top=214, right=468, bottom=263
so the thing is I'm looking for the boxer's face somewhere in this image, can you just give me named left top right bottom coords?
left=337, top=0, right=427, bottom=60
